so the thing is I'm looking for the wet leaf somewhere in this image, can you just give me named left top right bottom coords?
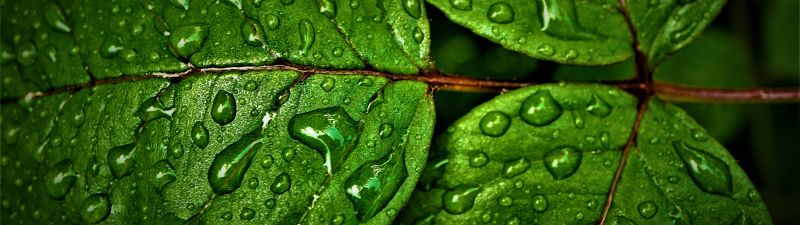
left=398, top=84, right=772, bottom=224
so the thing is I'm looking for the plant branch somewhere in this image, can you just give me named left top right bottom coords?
left=654, top=82, right=800, bottom=103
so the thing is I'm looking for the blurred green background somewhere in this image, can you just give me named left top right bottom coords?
left=426, top=0, right=799, bottom=224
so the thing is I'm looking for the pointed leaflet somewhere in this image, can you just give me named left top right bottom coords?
left=398, top=84, right=771, bottom=224
left=0, top=72, right=434, bottom=225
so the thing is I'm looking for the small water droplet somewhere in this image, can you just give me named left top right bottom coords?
left=265, top=14, right=280, bottom=30
left=413, top=26, right=424, bottom=44
left=537, top=44, right=555, bottom=56
left=248, top=177, right=259, bottom=189
left=208, top=128, right=263, bottom=195
left=270, top=172, right=291, bottom=194
left=240, top=207, right=255, bottom=220
left=469, top=152, right=489, bottom=167
left=649, top=137, right=660, bottom=144
left=503, top=158, right=530, bottom=178
left=543, top=146, right=582, bottom=180
left=479, top=111, right=511, bottom=137
left=170, top=0, right=190, bottom=10
left=44, top=160, right=77, bottom=199
left=532, top=194, right=548, bottom=212
left=282, top=147, right=295, bottom=161
left=100, top=36, right=124, bottom=58
left=358, top=77, right=374, bottom=86
left=669, top=22, right=697, bottom=43
left=320, top=77, right=335, bottom=92
left=240, top=20, right=263, bottom=47
left=379, top=123, right=394, bottom=138
left=264, top=198, right=276, bottom=209
left=318, top=0, right=337, bottom=18
left=487, top=2, right=514, bottom=24
left=107, top=144, right=136, bottom=178
left=261, top=155, right=274, bottom=169
left=520, top=90, right=562, bottom=126
left=691, top=129, right=708, bottom=141
left=498, top=196, right=513, bottom=207
left=442, top=186, right=481, bottom=214
left=586, top=94, right=612, bottom=117
left=299, top=20, right=315, bottom=54
left=564, top=49, right=578, bottom=60
left=667, top=176, right=680, bottom=183
left=638, top=201, right=658, bottom=219
left=586, top=198, right=597, bottom=209
left=191, top=122, right=209, bottom=149
left=450, top=0, right=472, bottom=10
left=747, top=189, right=760, bottom=202
left=673, top=140, right=732, bottom=196
left=244, top=80, right=258, bottom=91
left=221, top=211, right=233, bottom=221
left=211, top=90, right=237, bottom=126
left=169, top=25, right=208, bottom=58
left=80, top=194, right=111, bottom=224
left=148, top=160, right=177, bottom=192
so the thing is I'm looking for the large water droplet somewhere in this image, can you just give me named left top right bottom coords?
left=191, top=122, right=209, bottom=149
left=169, top=25, right=208, bottom=58
left=449, top=0, right=472, bottom=10
left=531, top=194, right=548, bottom=212
left=486, top=2, right=514, bottom=24
left=673, top=140, right=732, bottom=196
left=402, top=0, right=422, bottom=19
left=80, top=194, right=111, bottom=224
left=586, top=94, right=612, bottom=117
left=535, top=0, right=595, bottom=40
left=299, top=20, right=315, bottom=54
left=637, top=201, right=658, bottom=219
left=503, top=158, right=530, bottom=178
left=318, top=0, right=337, bottom=18
left=479, top=111, right=511, bottom=137
left=379, top=123, right=394, bottom=138
left=442, top=186, right=481, bottom=215
left=44, top=160, right=77, bottom=199
left=520, top=90, right=562, bottom=126
left=344, top=148, right=407, bottom=222
left=469, top=152, right=489, bottom=167
left=240, top=20, right=263, bottom=47
left=149, top=160, right=177, bottom=192
left=44, top=4, right=71, bottom=33
left=288, top=107, right=358, bottom=174
left=211, top=90, right=237, bottom=126
left=543, top=146, right=582, bottom=180
left=107, top=144, right=136, bottom=178
left=135, top=96, right=175, bottom=123
left=208, top=128, right=263, bottom=195
left=270, top=172, right=291, bottom=194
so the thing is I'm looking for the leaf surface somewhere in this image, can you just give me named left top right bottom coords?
left=397, top=84, right=772, bottom=224
left=0, top=71, right=435, bottom=225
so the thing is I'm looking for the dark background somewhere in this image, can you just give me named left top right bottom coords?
left=425, top=0, right=799, bottom=224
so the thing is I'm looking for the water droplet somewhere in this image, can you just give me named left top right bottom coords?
left=691, top=129, right=708, bottom=141
left=221, top=211, right=233, bottom=221
left=169, top=25, right=207, bottom=58
left=240, top=207, right=255, bottom=220
left=649, top=137, right=660, bottom=144
left=332, top=47, right=344, bottom=57
left=148, top=160, right=177, bottom=192
left=669, top=22, right=697, bottom=43
left=289, top=107, right=358, bottom=174
left=135, top=97, right=175, bottom=123
left=107, top=144, right=136, bottom=178
left=331, top=214, right=345, bottom=225
left=345, top=148, right=407, bottom=221
left=637, top=201, right=658, bottom=219
left=191, top=122, right=210, bottom=149
left=486, top=2, right=514, bottom=24
left=747, top=189, right=760, bottom=202
left=224, top=0, right=243, bottom=9
left=450, top=0, right=472, bottom=10
left=299, top=20, right=315, bottom=54
left=503, top=158, right=530, bottom=178
left=261, top=155, right=274, bottom=169
left=520, top=90, right=562, bottom=126
left=208, top=128, right=263, bottom=195
left=170, top=0, right=190, bottom=10
left=282, top=148, right=295, bottom=161
left=673, top=140, right=732, bottom=196
left=586, top=198, right=597, bottom=209
left=535, top=0, right=595, bottom=40
left=240, top=20, right=263, bottom=47
left=100, top=36, right=124, bottom=58
left=402, top=0, right=422, bottom=19
left=320, top=77, right=335, bottom=92
left=244, top=80, right=258, bottom=92
left=413, top=26, right=425, bottom=44
left=265, top=14, right=280, bottom=30
left=318, top=0, right=337, bottom=18
left=543, top=146, right=582, bottom=180
left=536, top=44, right=555, bottom=56
left=616, top=216, right=638, bottom=225
left=270, top=172, right=291, bottom=194
left=121, top=49, right=137, bottom=62
left=264, top=198, right=276, bottom=209
left=479, top=111, right=511, bottom=137
left=564, top=49, right=578, bottom=60
left=44, top=160, right=77, bottom=199
left=442, top=186, right=481, bottom=214
left=80, top=194, right=111, bottom=224
left=16, top=44, right=37, bottom=66
left=498, top=196, right=513, bottom=207
left=586, top=94, right=612, bottom=117
left=44, top=4, right=71, bottom=33
left=667, top=176, right=680, bottom=183
left=531, top=194, right=548, bottom=212
left=211, top=90, right=237, bottom=126
left=469, top=152, right=489, bottom=167
left=358, top=77, right=374, bottom=86
left=379, top=123, right=394, bottom=138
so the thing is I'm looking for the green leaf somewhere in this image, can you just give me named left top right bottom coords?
left=397, top=84, right=772, bottom=224
left=627, top=0, right=727, bottom=67
left=0, top=71, right=435, bottom=224
left=0, top=0, right=432, bottom=98
left=427, top=0, right=632, bottom=65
